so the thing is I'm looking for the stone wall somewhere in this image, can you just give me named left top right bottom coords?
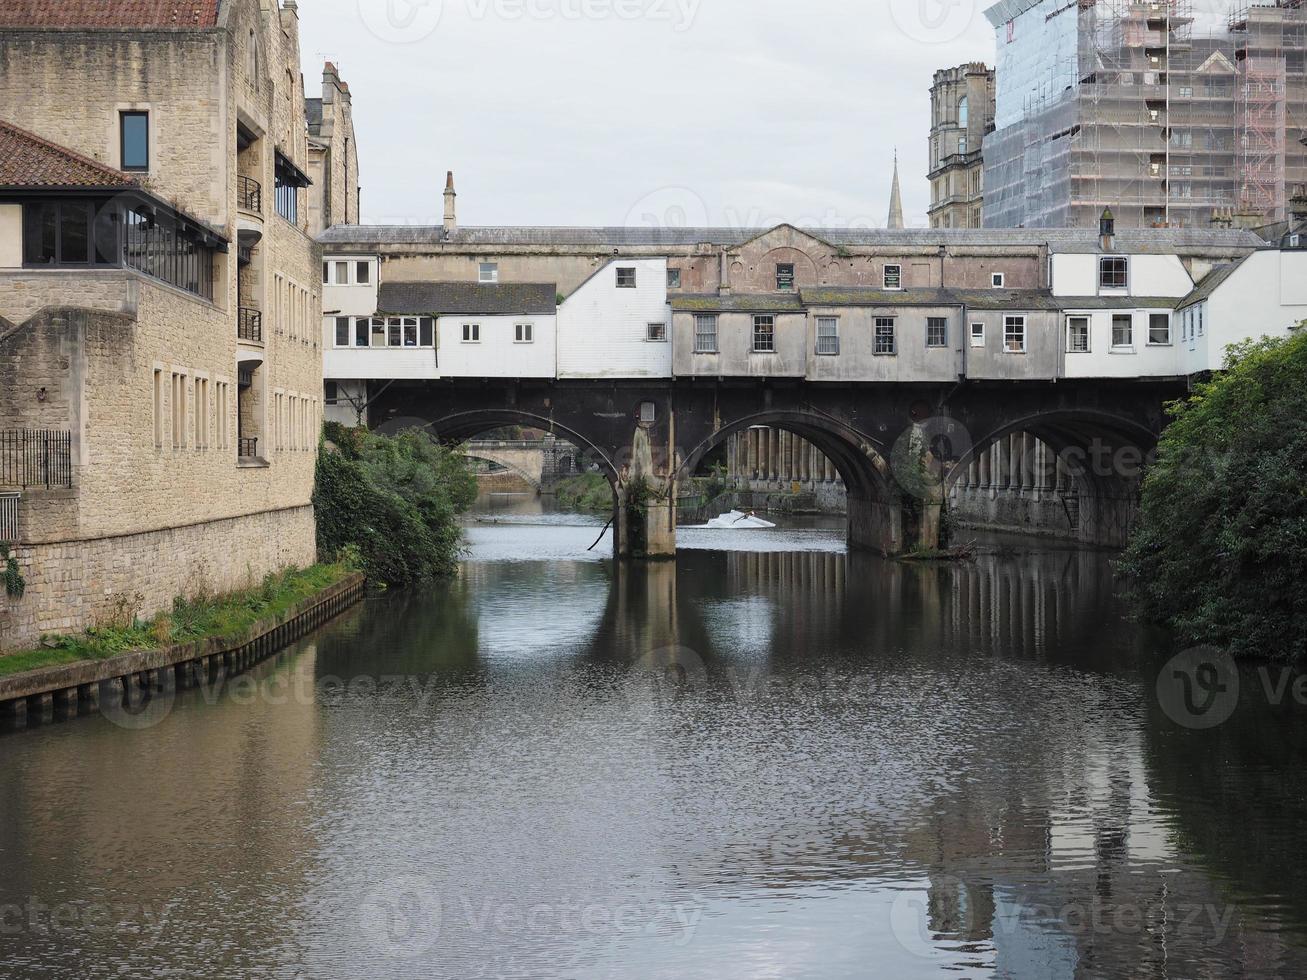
left=1, top=504, right=315, bottom=651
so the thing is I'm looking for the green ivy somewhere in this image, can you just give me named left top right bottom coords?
left=1, top=545, right=25, bottom=599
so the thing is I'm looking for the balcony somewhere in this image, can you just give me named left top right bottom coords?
left=238, top=307, right=263, bottom=343
left=237, top=174, right=262, bottom=214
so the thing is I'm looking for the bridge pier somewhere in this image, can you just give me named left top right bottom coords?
left=614, top=480, right=677, bottom=561
left=847, top=492, right=904, bottom=555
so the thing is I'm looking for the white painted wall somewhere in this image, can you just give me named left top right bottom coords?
left=1061, top=307, right=1181, bottom=379
left=557, top=258, right=671, bottom=378
left=324, top=345, right=440, bottom=381
left=0, top=204, right=22, bottom=268
left=437, top=314, right=557, bottom=379
left=1052, top=253, right=1194, bottom=297
left=1200, top=251, right=1307, bottom=371
left=322, top=254, right=379, bottom=317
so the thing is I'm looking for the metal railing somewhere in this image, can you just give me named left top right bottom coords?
left=238, top=307, right=263, bottom=342
left=0, top=492, right=18, bottom=544
left=0, top=430, right=72, bottom=490
left=238, top=437, right=259, bottom=459
left=237, top=174, right=262, bottom=213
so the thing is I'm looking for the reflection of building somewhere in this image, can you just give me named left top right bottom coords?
left=983, top=0, right=1307, bottom=229
left=929, top=63, right=996, bottom=229
left=0, top=0, right=323, bottom=650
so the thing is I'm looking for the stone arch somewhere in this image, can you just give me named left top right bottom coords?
left=948, top=410, right=1159, bottom=547
left=462, top=452, right=544, bottom=492
left=674, top=410, right=912, bottom=554
left=759, top=246, right=821, bottom=289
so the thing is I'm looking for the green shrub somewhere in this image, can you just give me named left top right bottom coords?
left=553, top=473, right=615, bottom=513
left=314, top=423, right=478, bottom=587
left=1120, top=329, right=1307, bottom=661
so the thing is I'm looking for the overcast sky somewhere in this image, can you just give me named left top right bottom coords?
left=298, top=0, right=999, bottom=229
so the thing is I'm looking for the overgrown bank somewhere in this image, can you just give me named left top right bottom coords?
left=551, top=473, right=614, bottom=513
left=1121, top=330, right=1307, bottom=661
left=314, top=422, right=478, bottom=586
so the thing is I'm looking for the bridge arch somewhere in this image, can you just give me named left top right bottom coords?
left=674, top=410, right=913, bottom=553
left=947, top=409, right=1159, bottom=547
left=463, top=451, right=544, bottom=492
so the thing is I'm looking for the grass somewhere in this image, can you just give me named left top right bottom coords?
left=552, top=473, right=615, bottom=513
left=0, top=562, right=354, bottom=679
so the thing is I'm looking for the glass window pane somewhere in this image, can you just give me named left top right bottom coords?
left=121, top=113, right=149, bottom=170
left=59, top=202, right=90, bottom=263
left=356, top=319, right=370, bottom=347
left=420, top=317, right=434, bottom=346
left=372, top=318, right=387, bottom=347
left=388, top=318, right=402, bottom=347
left=357, top=261, right=371, bottom=284
left=335, top=317, right=350, bottom=346
left=23, top=202, right=57, bottom=264
left=404, top=318, right=418, bottom=346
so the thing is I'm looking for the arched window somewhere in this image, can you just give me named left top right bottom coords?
left=958, top=95, right=969, bottom=127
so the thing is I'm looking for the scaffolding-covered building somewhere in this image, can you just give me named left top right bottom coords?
left=982, top=0, right=1307, bottom=229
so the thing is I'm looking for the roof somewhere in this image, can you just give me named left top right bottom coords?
left=319, top=224, right=1266, bottom=255
left=0, top=118, right=136, bottom=189
left=0, top=0, right=219, bottom=28
left=1176, top=258, right=1249, bottom=310
left=671, top=293, right=806, bottom=314
left=378, top=282, right=558, bottom=316
left=305, top=98, right=324, bottom=137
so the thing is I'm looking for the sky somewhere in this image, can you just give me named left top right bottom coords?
left=298, top=0, right=1001, bottom=230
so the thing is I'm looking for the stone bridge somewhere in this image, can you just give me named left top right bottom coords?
left=462, top=439, right=578, bottom=490
left=372, top=377, right=1183, bottom=559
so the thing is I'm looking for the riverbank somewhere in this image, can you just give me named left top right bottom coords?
left=0, top=566, right=365, bottom=729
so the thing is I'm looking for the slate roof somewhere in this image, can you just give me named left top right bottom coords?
left=670, top=294, right=807, bottom=313
left=673, top=287, right=1180, bottom=313
left=0, top=0, right=219, bottom=28
left=1175, top=257, right=1250, bottom=310
left=305, top=98, right=324, bottom=137
left=0, top=118, right=136, bottom=189
left=378, top=282, right=558, bottom=315
left=320, top=224, right=1266, bottom=255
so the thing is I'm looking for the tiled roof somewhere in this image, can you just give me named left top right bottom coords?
left=378, top=281, right=558, bottom=316
left=0, top=1, right=219, bottom=28
left=0, top=118, right=136, bottom=189
left=320, top=224, right=1267, bottom=255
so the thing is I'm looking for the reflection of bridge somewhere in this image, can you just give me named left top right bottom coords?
left=375, top=377, right=1178, bottom=559
left=463, top=438, right=579, bottom=490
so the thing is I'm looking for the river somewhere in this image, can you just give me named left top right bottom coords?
left=1, top=494, right=1305, bottom=978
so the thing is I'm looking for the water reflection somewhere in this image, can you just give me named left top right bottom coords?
left=0, top=502, right=1304, bottom=978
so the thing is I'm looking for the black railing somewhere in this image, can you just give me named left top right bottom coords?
left=238, top=307, right=263, bottom=342
left=0, top=430, right=73, bottom=489
left=238, top=174, right=262, bottom=213
left=238, top=437, right=259, bottom=459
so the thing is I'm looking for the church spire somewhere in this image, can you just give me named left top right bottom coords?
left=887, top=150, right=905, bottom=230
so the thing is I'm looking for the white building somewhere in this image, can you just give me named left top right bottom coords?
left=557, top=258, right=672, bottom=379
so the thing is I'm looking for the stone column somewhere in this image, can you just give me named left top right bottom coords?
left=747, top=429, right=759, bottom=480
left=771, top=429, right=781, bottom=481
left=1021, top=433, right=1035, bottom=493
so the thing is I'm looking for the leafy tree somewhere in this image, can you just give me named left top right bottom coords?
left=314, top=423, right=478, bottom=586
left=1121, top=329, right=1307, bottom=661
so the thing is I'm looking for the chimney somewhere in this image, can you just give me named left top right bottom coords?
left=1099, top=207, right=1115, bottom=251
left=443, top=171, right=457, bottom=234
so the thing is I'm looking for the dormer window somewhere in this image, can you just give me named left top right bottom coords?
left=1099, top=256, right=1128, bottom=289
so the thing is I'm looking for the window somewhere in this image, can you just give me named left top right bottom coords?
left=335, top=317, right=350, bottom=346
left=120, top=111, right=149, bottom=171
left=1067, top=316, right=1090, bottom=353
left=420, top=317, right=434, bottom=346
left=388, top=319, right=401, bottom=347
left=883, top=264, right=902, bottom=290
left=816, top=316, right=839, bottom=355
left=694, top=314, right=718, bottom=353
left=1112, top=314, right=1134, bottom=349
left=970, top=321, right=985, bottom=348
left=616, top=267, right=637, bottom=288
left=752, top=316, right=775, bottom=352
left=991, top=272, right=1005, bottom=288
left=516, top=322, right=534, bottom=343
left=1197, top=306, right=1204, bottom=336
left=274, top=152, right=303, bottom=224
left=958, top=94, right=969, bottom=127
left=371, top=318, right=387, bottom=347
left=667, top=268, right=681, bottom=289
left=335, top=261, right=350, bottom=285
left=926, top=317, right=948, bottom=348
left=874, top=317, right=896, bottom=355
left=479, top=262, right=499, bottom=283
left=356, top=261, right=371, bottom=284
left=1100, top=256, right=1129, bottom=289
left=153, top=369, right=164, bottom=448
left=462, top=323, right=480, bottom=343
left=958, top=135, right=967, bottom=155
left=776, top=263, right=795, bottom=291
left=121, top=206, right=216, bottom=299
left=322, top=262, right=330, bottom=284
left=1148, top=313, right=1171, bottom=345
left=1004, top=315, right=1026, bottom=353
left=403, top=318, right=418, bottom=347
left=355, top=318, right=370, bottom=347
left=646, top=322, right=667, bottom=342
left=325, top=381, right=339, bottom=406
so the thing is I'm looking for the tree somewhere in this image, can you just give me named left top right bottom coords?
left=314, top=423, right=478, bottom=586
left=1121, top=328, right=1307, bottom=661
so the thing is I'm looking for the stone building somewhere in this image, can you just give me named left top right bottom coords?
left=0, top=0, right=324, bottom=651
left=928, top=63, right=996, bottom=229
left=306, top=60, right=361, bottom=236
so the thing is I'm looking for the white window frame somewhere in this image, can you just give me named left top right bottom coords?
left=1147, top=312, right=1172, bottom=346
left=334, top=260, right=350, bottom=286
left=515, top=322, right=534, bottom=344
left=479, top=262, right=499, bottom=284
left=1111, top=313, right=1134, bottom=351
left=883, top=264, right=902, bottom=290
left=666, top=268, right=681, bottom=289
left=1003, top=315, right=1026, bottom=353
left=874, top=317, right=897, bottom=355
left=926, top=317, right=948, bottom=348
left=462, top=323, right=480, bottom=343
left=1099, top=256, right=1129, bottom=291
left=752, top=315, right=775, bottom=353
left=815, top=316, right=839, bottom=355
left=1066, top=315, right=1091, bottom=353
left=616, top=267, right=637, bottom=288
left=645, top=322, right=667, bottom=343
left=693, top=314, right=718, bottom=354
left=991, top=272, right=1005, bottom=288
left=969, top=321, right=985, bottom=348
